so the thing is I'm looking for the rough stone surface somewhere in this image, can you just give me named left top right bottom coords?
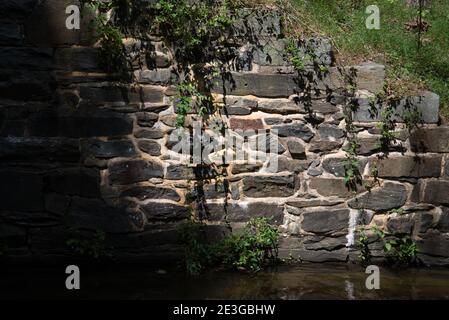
left=258, top=99, right=306, bottom=115
left=287, top=140, right=306, bottom=159
left=243, top=175, right=295, bottom=197
left=310, top=178, right=363, bottom=198
left=81, top=139, right=136, bottom=159
left=273, top=123, right=314, bottom=142
left=309, top=140, right=343, bottom=153
left=348, top=182, right=407, bottom=212
left=108, top=159, right=164, bottom=185
left=120, top=186, right=180, bottom=202
left=136, top=112, right=158, bottom=128
left=229, top=118, right=264, bottom=131
left=387, top=216, right=414, bottom=234
left=375, top=156, right=442, bottom=178
left=138, top=140, right=162, bottom=156
left=410, top=127, right=449, bottom=153
left=301, top=208, right=350, bottom=235
left=208, top=202, right=284, bottom=224
left=141, top=202, right=189, bottom=222
left=323, top=157, right=368, bottom=178
left=319, top=125, right=345, bottom=139
left=422, top=181, right=449, bottom=205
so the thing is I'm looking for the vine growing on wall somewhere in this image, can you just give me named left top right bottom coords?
left=80, top=0, right=252, bottom=222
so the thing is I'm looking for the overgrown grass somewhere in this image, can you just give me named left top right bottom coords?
left=287, top=0, right=449, bottom=120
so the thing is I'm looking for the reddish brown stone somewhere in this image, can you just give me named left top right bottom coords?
left=229, top=118, right=264, bottom=131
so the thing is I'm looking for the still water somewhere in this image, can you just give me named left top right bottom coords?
left=1, top=264, right=449, bottom=300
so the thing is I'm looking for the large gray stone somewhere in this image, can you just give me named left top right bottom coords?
left=273, top=123, right=314, bottom=142
left=410, top=127, right=449, bottom=153
left=287, top=140, right=306, bottom=159
left=120, top=186, right=180, bottom=202
left=243, top=175, right=295, bottom=198
left=134, top=128, right=165, bottom=139
left=301, top=208, right=350, bottom=235
left=309, top=178, right=363, bottom=198
left=309, top=140, right=343, bottom=153
left=258, top=99, right=306, bottom=115
left=207, top=202, right=284, bottom=224
left=353, top=91, right=439, bottom=124
left=387, top=216, right=414, bottom=234
left=166, top=164, right=214, bottom=180
left=422, top=181, right=449, bottom=206
left=137, top=140, right=161, bottom=156
left=81, top=139, right=137, bottom=159
left=108, top=159, right=164, bottom=185
left=268, top=156, right=310, bottom=173
left=417, top=230, right=449, bottom=258
left=140, top=202, right=190, bottom=222
left=348, top=182, right=407, bottom=212
left=322, top=157, right=368, bottom=178
left=374, top=156, right=442, bottom=178
left=318, top=125, right=345, bottom=139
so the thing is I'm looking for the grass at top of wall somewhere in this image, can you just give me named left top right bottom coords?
left=287, top=0, right=449, bottom=121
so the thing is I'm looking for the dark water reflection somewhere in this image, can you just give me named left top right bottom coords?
left=1, top=264, right=449, bottom=300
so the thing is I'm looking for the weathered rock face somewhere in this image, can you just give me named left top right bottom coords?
left=348, top=183, right=407, bottom=212
left=243, top=175, right=296, bottom=197
left=1, top=3, right=448, bottom=266
left=108, top=159, right=164, bottom=185
left=375, top=156, right=442, bottom=179
left=301, top=208, right=350, bottom=235
left=410, top=127, right=449, bottom=153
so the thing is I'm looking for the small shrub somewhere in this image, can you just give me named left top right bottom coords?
left=372, top=226, right=418, bottom=267
left=178, top=217, right=279, bottom=275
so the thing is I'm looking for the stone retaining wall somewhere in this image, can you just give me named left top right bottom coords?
left=1, top=0, right=448, bottom=266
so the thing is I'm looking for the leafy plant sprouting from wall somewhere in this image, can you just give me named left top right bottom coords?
left=178, top=217, right=279, bottom=275
left=357, top=226, right=418, bottom=267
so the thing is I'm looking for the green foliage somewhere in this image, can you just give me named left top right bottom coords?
left=178, top=217, right=279, bottom=275
left=291, top=0, right=449, bottom=120
left=357, top=229, right=371, bottom=266
left=286, top=40, right=306, bottom=72
left=343, top=144, right=363, bottom=192
left=82, top=0, right=127, bottom=73
left=371, top=226, right=418, bottom=266
left=66, top=229, right=112, bottom=259
left=178, top=220, right=213, bottom=275
left=217, top=217, right=279, bottom=272
left=175, top=82, right=214, bottom=128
